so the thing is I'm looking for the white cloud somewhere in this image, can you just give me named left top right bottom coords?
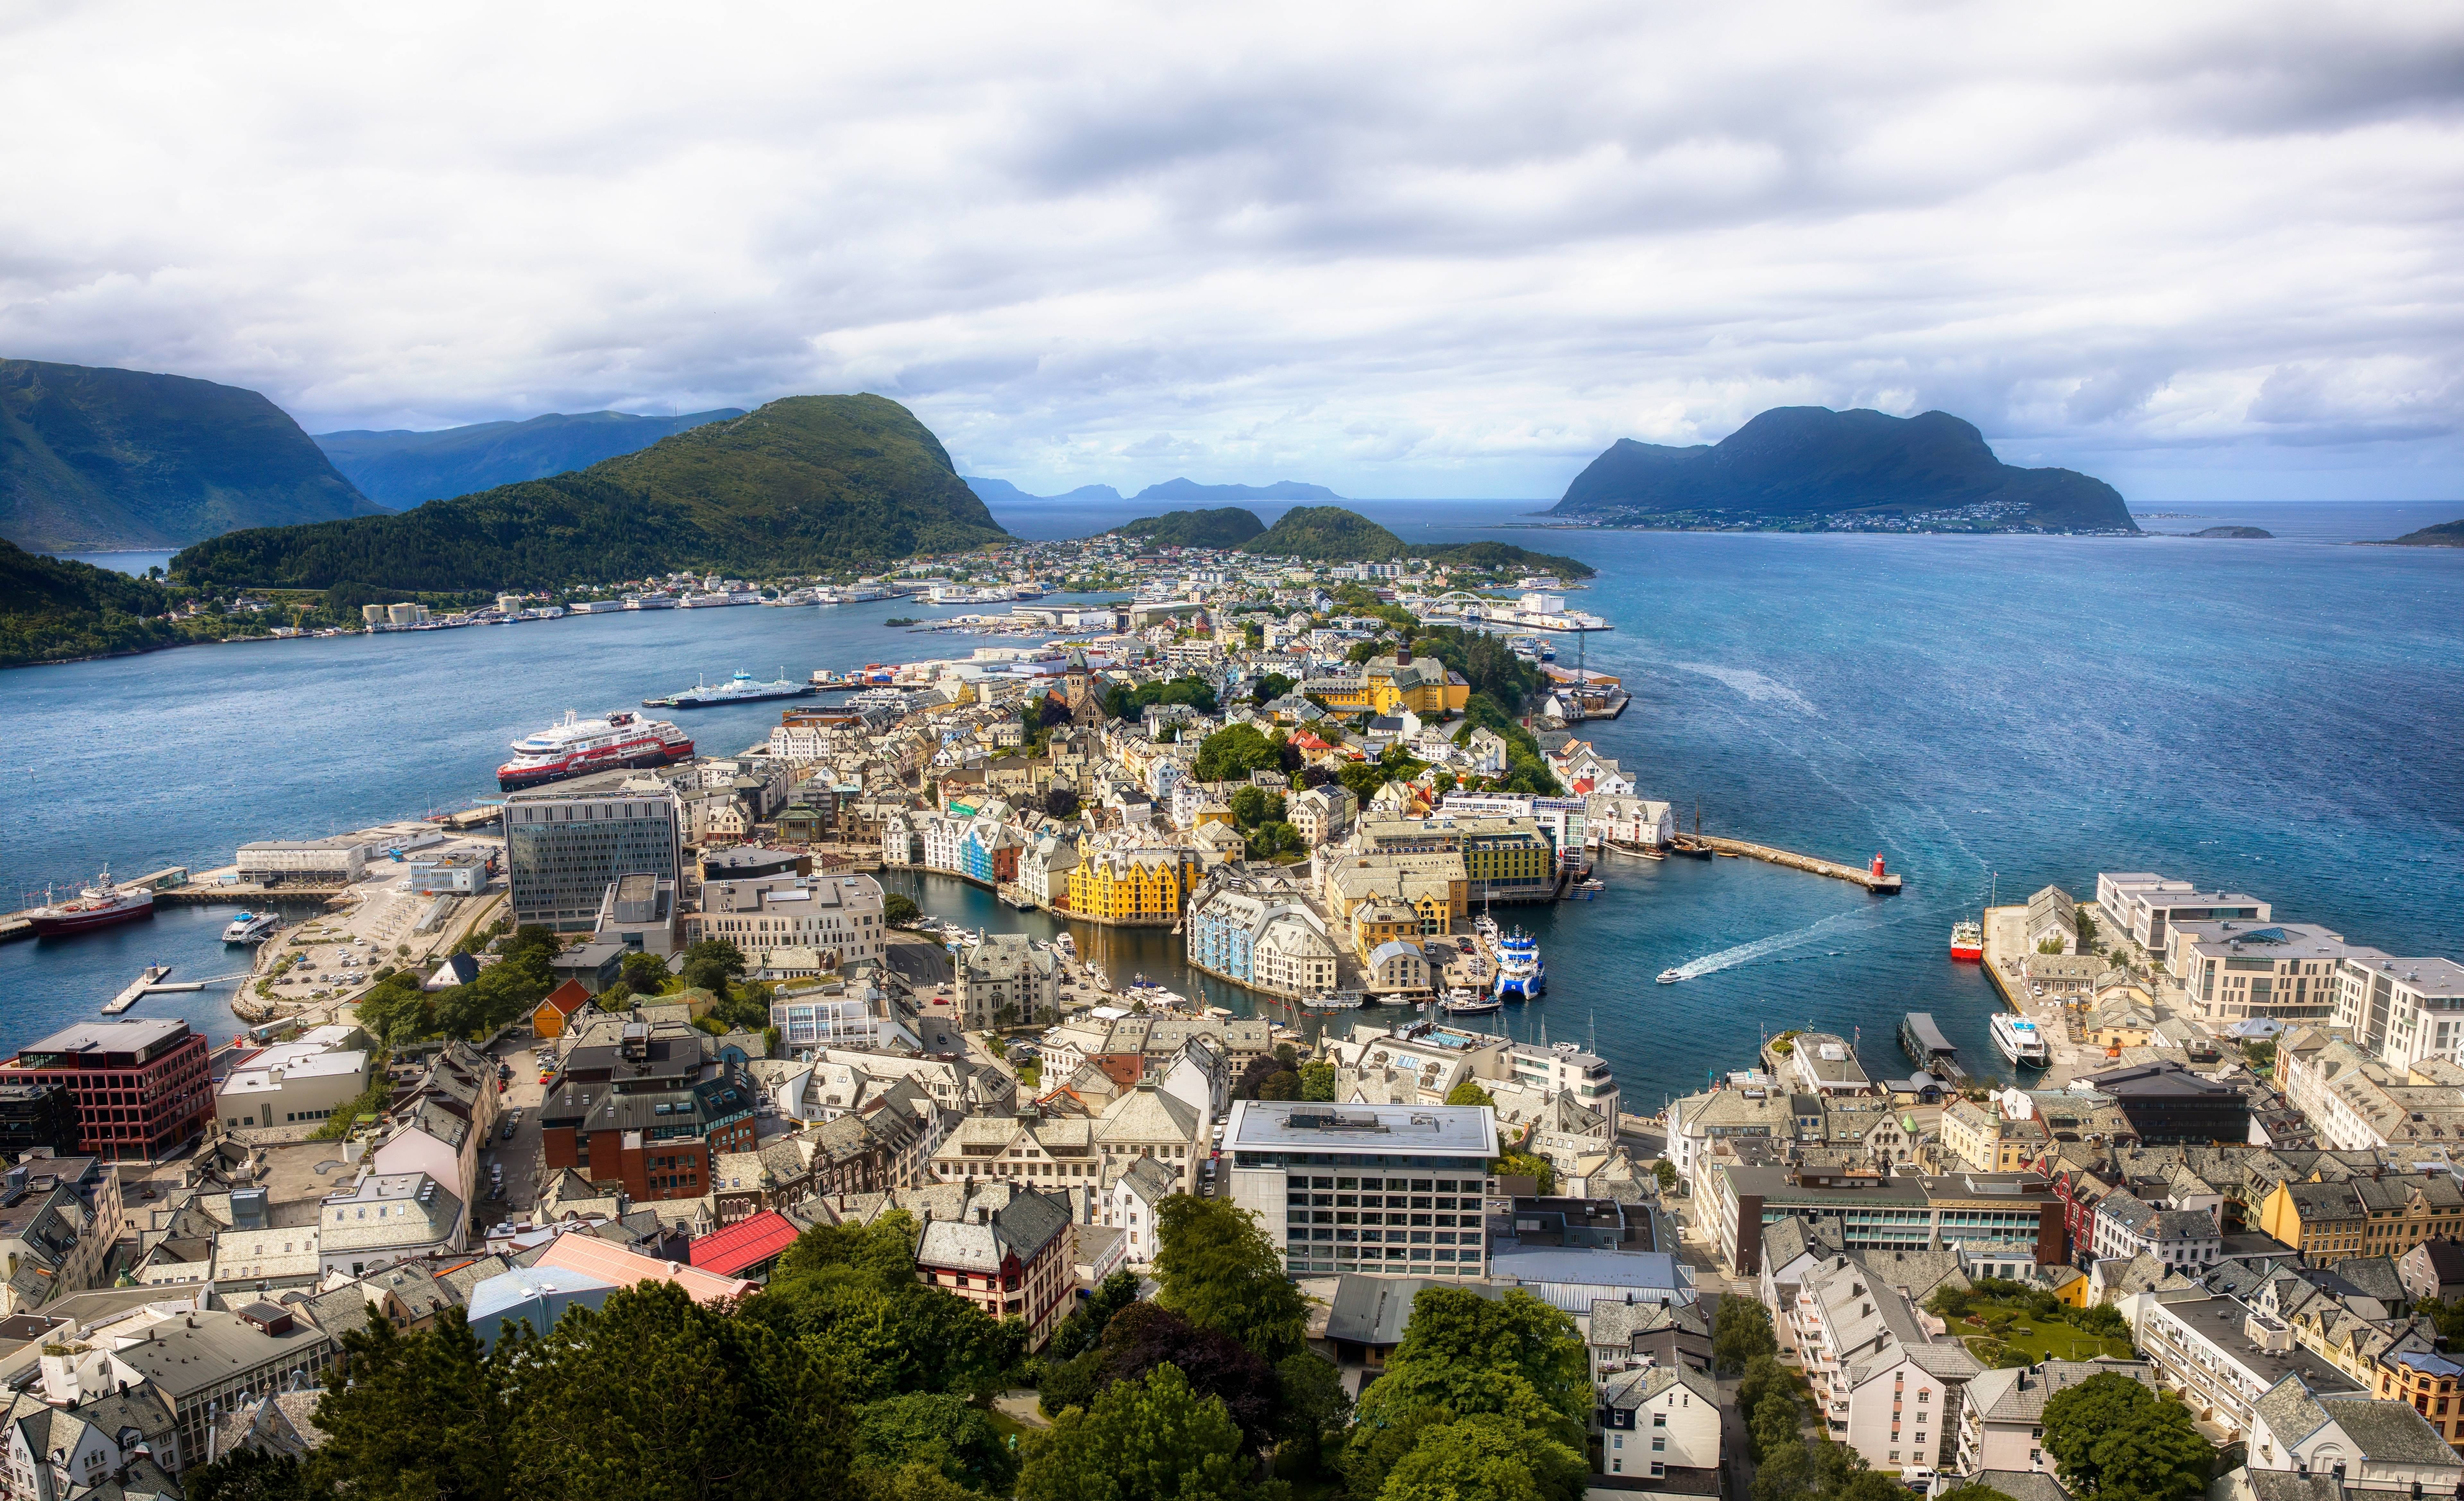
left=1, top=0, right=2460, bottom=500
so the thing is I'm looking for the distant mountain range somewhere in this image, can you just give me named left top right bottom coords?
left=1, top=358, right=382, bottom=554
left=173, top=395, right=1006, bottom=591
left=963, top=476, right=1340, bottom=507
left=316, top=408, right=745, bottom=508
left=1550, top=407, right=2136, bottom=532
left=963, top=478, right=1126, bottom=506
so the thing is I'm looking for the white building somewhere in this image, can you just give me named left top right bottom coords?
left=2332, top=951, right=2464, bottom=1070
left=1599, top=1365, right=1720, bottom=1481
left=2090, top=1193, right=2221, bottom=1272
left=214, top=1025, right=369, bottom=1132
left=2095, top=873, right=2269, bottom=951
left=2247, top=1372, right=2464, bottom=1490
left=317, top=1170, right=465, bottom=1277
left=1107, top=1155, right=1177, bottom=1265
left=691, top=873, right=886, bottom=973
left=1957, top=1360, right=2154, bottom=1475
left=1785, top=1252, right=1981, bottom=1475
left=236, top=839, right=366, bottom=885
left=2170, top=921, right=2348, bottom=1025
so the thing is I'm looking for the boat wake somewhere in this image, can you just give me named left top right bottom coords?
left=1658, top=911, right=1869, bottom=983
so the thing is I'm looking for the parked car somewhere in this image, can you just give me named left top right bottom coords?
left=502, top=1121, right=518, bottom=1140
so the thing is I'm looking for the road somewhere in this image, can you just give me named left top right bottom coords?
left=475, top=1028, right=552, bottom=1228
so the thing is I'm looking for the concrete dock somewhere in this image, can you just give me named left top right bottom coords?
left=103, top=966, right=171, bottom=1014
left=1691, top=835, right=1904, bottom=892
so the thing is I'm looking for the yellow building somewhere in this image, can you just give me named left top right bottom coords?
left=1299, top=674, right=1378, bottom=712
left=1348, top=893, right=1452, bottom=963
left=1365, top=650, right=1470, bottom=717
left=2257, top=1174, right=2464, bottom=1265
left=1067, top=848, right=1195, bottom=923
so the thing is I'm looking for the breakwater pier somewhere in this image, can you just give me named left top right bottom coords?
left=1690, top=835, right=1904, bottom=892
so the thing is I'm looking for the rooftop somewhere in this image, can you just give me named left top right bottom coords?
left=1226, top=1100, right=1499, bottom=1157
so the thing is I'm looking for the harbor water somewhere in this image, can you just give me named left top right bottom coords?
left=9, top=497, right=2462, bottom=1105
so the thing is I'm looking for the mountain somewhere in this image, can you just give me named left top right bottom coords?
left=0, top=536, right=185, bottom=667
left=1550, top=407, right=2136, bottom=532
left=171, top=395, right=1007, bottom=591
left=1240, top=505, right=1407, bottom=560
left=2382, top=518, right=2464, bottom=547
left=1115, top=507, right=1266, bottom=548
left=1131, top=478, right=1341, bottom=504
left=963, top=477, right=1125, bottom=506
left=1, top=358, right=381, bottom=553
left=315, top=409, right=745, bottom=508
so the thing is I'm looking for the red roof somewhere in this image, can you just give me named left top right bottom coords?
left=689, top=1211, right=801, bottom=1277
left=538, top=980, right=592, bottom=1016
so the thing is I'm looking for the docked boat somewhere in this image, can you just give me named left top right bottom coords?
left=498, top=709, right=694, bottom=791
left=646, top=669, right=816, bottom=710
left=1301, top=992, right=1365, bottom=1011
left=1493, top=928, right=1545, bottom=1000
left=1899, top=1012, right=1965, bottom=1080
left=1949, top=919, right=1983, bottom=962
left=1053, top=932, right=1077, bottom=959
left=30, top=872, right=155, bottom=937
left=221, top=911, right=281, bottom=944
left=1989, top=1012, right=2050, bottom=1068
left=1441, top=987, right=1502, bottom=1016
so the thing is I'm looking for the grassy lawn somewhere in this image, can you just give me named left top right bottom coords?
left=1953, top=1298, right=2136, bottom=1364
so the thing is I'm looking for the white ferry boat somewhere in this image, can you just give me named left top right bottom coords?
left=222, top=911, right=281, bottom=944
left=646, top=669, right=816, bottom=709
left=498, top=709, right=694, bottom=790
left=1989, top=1012, right=2050, bottom=1068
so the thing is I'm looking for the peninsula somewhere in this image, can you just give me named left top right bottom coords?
left=1549, top=405, right=2138, bottom=534
left=2380, top=517, right=2464, bottom=547
left=315, top=407, right=746, bottom=508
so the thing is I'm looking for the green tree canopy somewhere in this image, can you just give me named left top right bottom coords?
left=1016, top=1364, right=1258, bottom=1501
left=1298, top=1059, right=1338, bottom=1101
left=1443, top=1081, right=1494, bottom=1107
left=854, top=1393, right=1018, bottom=1494
left=1352, top=1288, right=1589, bottom=1453
left=1196, top=723, right=1281, bottom=783
left=1152, top=1195, right=1310, bottom=1362
left=1378, top=1412, right=1583, bottom=1501
left=1714, top=1292, right=1780, bottom=1375
left=2041, top=1373, right=2215, bottom=1501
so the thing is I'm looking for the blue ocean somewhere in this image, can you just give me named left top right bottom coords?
left=12, top=497, right=2462, bottom=1110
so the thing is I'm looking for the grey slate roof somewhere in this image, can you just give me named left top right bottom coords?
left=1975, top=1473, right=2072, bottom=1501
left=1965, top=1359, right=2154, bottom=1425
left=1600, top=1362, right=1720, bottom=1412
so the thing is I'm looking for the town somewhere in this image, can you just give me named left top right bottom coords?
left=5, top=531, right=2463, bottom=1501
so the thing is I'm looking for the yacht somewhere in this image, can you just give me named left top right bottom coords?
left=222, top=911, right=281, bottom=944
left=1441, top=988, right=1502, bottom=1016
left=1989, top=1012, right=2050, bottom=1068
left=1492, top=928, right=1545, bottom=1000
left=1656, top=968, right=1682, bottom=985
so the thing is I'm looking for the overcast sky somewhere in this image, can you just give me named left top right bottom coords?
left=4, top=3, right=2460, bottom=502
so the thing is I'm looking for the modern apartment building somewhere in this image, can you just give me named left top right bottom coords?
left=2334, top=951, right=2464, bottom=1070
left=2169, top=921, right=2348, bottom=1024
left=687, top=872, right=886, bottom=970
left=1224, top=1100, right=1499, bottom=1280
left=505, top=772, right=682, bottom=933
left=2096, top=872, right=2269, bottom=953
left=1707, top=1164, right=2063, bottom=1277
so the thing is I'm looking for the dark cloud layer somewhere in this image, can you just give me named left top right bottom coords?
left=2, top=2, right=2460, bottom=500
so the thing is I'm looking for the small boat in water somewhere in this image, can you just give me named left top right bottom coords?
left=1442, top=987, right=1502, bottom=1016
left=222, top=911, right=281, bottom=944
left=1656, top=968, right=1682, bottom=985
left=1949, top=919, right=1983, bottom=962
left=1301, top=991, right=1365, bottom=1011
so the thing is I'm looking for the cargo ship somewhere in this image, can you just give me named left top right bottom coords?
left=498, top=710, right=693, bottom=790
left=645, top=669, right=815, bottom=709
left=1949, top=919, right=1983, bottom=962
left=29, top=871, right=155, bottom=936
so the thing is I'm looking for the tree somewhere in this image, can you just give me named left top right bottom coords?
left=308, top=1310, right=516, bottom=1501
left=1274, top=1350, right=1353, bottom=1473
left=680, top=938, right=748, bottom=997
left=854, top=1393, right=1018, bottom=1493
left=1652, top=1158, right=1678, bottom=1191
left=1257, top=1069, right=1302, bottom=1100
left=751, top=1211, right=1022, bottom=1403
left=1444, top=1081, right=1494, bottom=1107
left=1153, top=1195, right=1310, bottom=1362
left=1378, top=1413, right=1583, bottom=1501
left=1251, top=672, right=1296, bottom=705
left=1076, top=1302, right=1282, bottom=1452
left=1015, top=1364, right=1256, bottom=1501
left=1049, top=1268, right=1143, bottom=1361
left=883, top=892, right=923, bottom=926
left=1229, top=784, right=1270, bottom=827
left=1195, top=724, right=1280, bottom=783
left=1298, top=1059, right=1338, bottom=1101
left=1489, top=1149, right=1555, bottom=1194
left=188, top=1447, right=313, bottom=1501
left=1714, top=1293, right=1780, bottom=1375
left=618, top=949, right=669, bottom=994
left=1352, top=1288, right=1588, bottom=1454
left=2041, top=1372, right=2215, bottom=1501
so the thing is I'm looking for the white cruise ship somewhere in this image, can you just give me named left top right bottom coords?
left=1989, top=1012, right=2050, bottom=1068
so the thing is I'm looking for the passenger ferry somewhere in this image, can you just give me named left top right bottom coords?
left=222, top=911, right=282, bottom=944
left=1989, top=1012, right=2050, bottom=1068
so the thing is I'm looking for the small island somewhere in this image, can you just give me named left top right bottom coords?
left=2380, top=517, right=2464, bottom=547
left=2191, top=525, right=2273, bottom=539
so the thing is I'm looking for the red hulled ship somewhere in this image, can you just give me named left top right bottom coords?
left=498, top=709, right=694, bottom=791
left=29, top=871, right=156, bottom=936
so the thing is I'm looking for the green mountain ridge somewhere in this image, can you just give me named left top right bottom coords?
left=1551, top=406, right=2136, bottom=531
left=1133, top=478, right=1339, bottom=504
left=1, top=358, right=381, bottom=553
left=1238, top=505, right=1595, bottom=578
left=1115, top=508, right=1268, bottom=548
left=315, top=408, right=747, bottom=508
left=172, top=395, right=1007, bottom=591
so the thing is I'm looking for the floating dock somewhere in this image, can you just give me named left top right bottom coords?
left=1691, top=835, right=1904, bottom=892
left=104, top=965, right=172, bottom=1014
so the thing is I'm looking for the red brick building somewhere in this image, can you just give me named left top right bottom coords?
left=538, top=1021, right=757, bottom=1202
left=1, top=1020, right=212, bottom=1161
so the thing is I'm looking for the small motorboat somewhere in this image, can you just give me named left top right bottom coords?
left=1442, top=988, right=1503, bottom=1016
left=1656, top=968, right=1682, bottom=985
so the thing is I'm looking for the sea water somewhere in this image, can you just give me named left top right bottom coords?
left=7, top=499, right=2460, bottom=1104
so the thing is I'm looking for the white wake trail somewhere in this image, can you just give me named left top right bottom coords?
left=1662, top=910, right=1868, bottom=982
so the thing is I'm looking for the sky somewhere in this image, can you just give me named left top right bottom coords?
left=3, top=3, right=2461, bottom=503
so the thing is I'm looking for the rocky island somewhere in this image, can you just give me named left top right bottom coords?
left=1547, top=405, right=2138, bottom=534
